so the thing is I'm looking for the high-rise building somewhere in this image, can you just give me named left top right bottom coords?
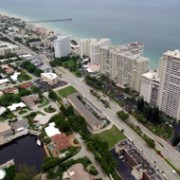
left=79, top=38, right=111, bottom=64
left=157, top=50, right=180, bottom=121
left=140, top=71, right=159, bottom=106
left=79, top=38, right=96, bottom=58
left=54, top=36, right=71, bottom=58
left=0, top=41, right=19, bottom=56
left=100, top=42, right=149, bottom=92
left=90, top=38, right=111, bottom=64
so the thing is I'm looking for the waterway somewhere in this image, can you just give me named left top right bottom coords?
left=0, top=0, right=180, bottom=68
left=0, top=135, right=46, bottom=172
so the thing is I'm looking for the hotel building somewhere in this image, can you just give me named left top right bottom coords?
left=79, top=38, right=111, bottom=64
left=0, top=41, right=19, bottom=56
left=54, top=36, right=71, bottom=58
left=140, top=71, right=159, bottom=106
left=100, top=42, right=149, bottom=92
left=157, top=50, right=180, bottom=121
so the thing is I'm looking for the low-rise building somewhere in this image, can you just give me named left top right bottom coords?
left=18, top=82, right=32, bottom=89
left=10, top=72, right=21, bottom=81
left=0, top=123, right=13, bottom=143
left=67, top=92, right=104, bottom=131
left=0, top=107, right=6, bottom=115
left=115, top=140, right=163, bottom=180
left=33, top=113, right=54, bottom=125
left=51, top=133, right=71, bottom=151
left=45, top=122, right=61, bottom=137
left=0, top=79, right=9, bottom=86
left=3, top=87, right=19, bottom=94
left=1, top=65, right=15, bottom=75
left=41, top=72, right=58, bottom=86
left=82, top=63, right=100, bottom=77
left=21, top=94, right=39, bottom=108
left=62, top=163, right=93, bottom=180
left=7, top=102, right=26, bottom=111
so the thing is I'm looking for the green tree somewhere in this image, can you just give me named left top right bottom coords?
left=15, top=164, right=37, bottom=180
left=117, top=111, right=129, bottom=121
left=4, top=165, right=16, bottom=180
left=48, top=90, right=59, bottom=101
left=143, top=134, right=155, bottom=149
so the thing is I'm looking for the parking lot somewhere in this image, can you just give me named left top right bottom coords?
left=33, top=79, right=68, bottom=92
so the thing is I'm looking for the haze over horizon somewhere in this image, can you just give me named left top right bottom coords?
left=0, top=0, right=180, bottom=68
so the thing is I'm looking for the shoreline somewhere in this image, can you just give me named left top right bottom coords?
left=0, top=10, right=158, bottom=69
left=0, top=10, right=76, bottom=40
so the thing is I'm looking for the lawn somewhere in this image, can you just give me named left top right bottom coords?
left=38, top=96, right=49, bottom=107
left=58, top=86, right=77, bottom=98
left=44, top=106, right=56, bottom=113
left=94, top=125, right=126, bottom=149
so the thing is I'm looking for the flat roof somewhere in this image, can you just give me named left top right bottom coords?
left=0, top=107, right=6, bottom=115
left=34, top=114, right=53, bottom=125
left=115, top=140, right=163, bottom=180
left=41, top=72, right=57, bottom=80
left=68, top=92, right=102, bottom=129
left=45, top=122, right=61, bottom=137
left=0, top=78, right=9, bottom=85
left=0, top=123, right=11, bottom=134
left=142, top=71, right=159, bottom=81
left=0, top=169, right=6, bottom=179
left=7, top=102, right=26, bottom=111
left=164, top=49, right=180, bottom=59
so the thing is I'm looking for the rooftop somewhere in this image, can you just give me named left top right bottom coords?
left=63, top=163, right=92, bottom=180
left=10, top=72, right=21, bottom=81
left=0, top=107, right=6, bottom=115
left=142, top=71, right=159, bottom=81
left=33, top=113, right=53, bottom=125
left=3, top=87, right=18, bottom=94
left=51, top=133, right=71, bottom=151
left=7, top=102, right=26, bottom=111
left=21, top=94, right=39, bottom=108
left=115, top=140, right=163, bottom=180
left=41, top=72, right=57, bottom=80
left=163, top=49, right=180, bottom=59
left=18, top=82, right=32, bottom=89
left=45, top=122, right=61, bottom=137
left=0, top=78, right=9, bottom=85
left=68, top=92, right=103, bottom=131
left=0, top=123, right=12, bottom=134
left=83, top=63, right=100, bottom=73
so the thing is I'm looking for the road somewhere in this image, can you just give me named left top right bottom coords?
left=71, top=133, right=109, bottom=180
left=55, top=66, right=180, bottom=180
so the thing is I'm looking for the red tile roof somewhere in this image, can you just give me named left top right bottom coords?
left=51, top=133, right=71, bottom=151
left=3, top=87, right=18, bottom=94
left=18, top=82, right=32, bottom=89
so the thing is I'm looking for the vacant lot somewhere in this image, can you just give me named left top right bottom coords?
left=58, top=86, right=77, bottom=98
left=94, top=125, right=126, bottom=149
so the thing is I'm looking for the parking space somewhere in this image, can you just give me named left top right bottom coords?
left=33, top=79, right=67, bottom=92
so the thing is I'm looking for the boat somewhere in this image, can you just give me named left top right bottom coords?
left=37, top=139, right=41, bottom=146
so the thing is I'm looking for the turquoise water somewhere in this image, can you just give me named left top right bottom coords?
left=0, top=0, right=180, bottom=68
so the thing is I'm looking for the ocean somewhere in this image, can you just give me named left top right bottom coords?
left=0, top=0, right=180, bottom=68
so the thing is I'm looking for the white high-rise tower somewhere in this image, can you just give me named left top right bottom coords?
left=54, top=36, right=71, bottom=58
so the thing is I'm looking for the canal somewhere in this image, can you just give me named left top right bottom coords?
left=0, top=135, right=46, bottom=172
